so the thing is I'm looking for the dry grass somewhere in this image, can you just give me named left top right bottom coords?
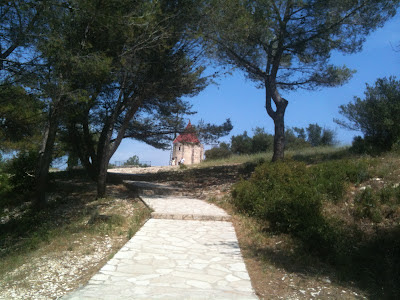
left=198, top=146, right=350, bottom=168
left=202, top=149, right=400, bottom=299
left=206, top=196, right=366, bottom=299
left=0, top=179, right=151, bottom=299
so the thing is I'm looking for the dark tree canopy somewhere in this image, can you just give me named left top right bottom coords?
left=49, top=0, right=210, bottom=197
left=0, top=0, right=222, bottom=204
left=0, top=84, right=44, bottom=151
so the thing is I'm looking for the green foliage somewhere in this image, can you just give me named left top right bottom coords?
left=231, top=161, right=324, bottom=240
left=0, top=152, right=4, bottom=170
left=4, top=151, right=38, bottom=195
left=52, top=0, right=210, bottom=198
left=123, top=155, right=150, bottom=167
left=307, top=124, right=323, bottom=147
left=0, top=173, right=12, bottom=206
left=286, top=124, right=337, bottom=149
left=229, top=152, right=400, bottom=298
left=231, top=157, right=371, bottom=256
left=306, top=124, right=337, bottom=147
left=205, top=142, right=232, bottom=160
left=354, top=185, right=400, bottom=222
left=124, top=155, right=140, bottom=166
left=354, top=187, right=382, bottom=222
left=196, top=119, right=233, bottom=144
left=293, top=127, right=306, bottom=140
left=336, top=77, right=400, bottom=153
left=251, top=127, right=274, bottom=153
left=0, top=85, right=44, bottom=151
left=66, top=152, right=80, bottom=170
left=221, top=124, right=335, bottom=158
left=231, top=131, right=253, bottom=154
left=379, top=186, right=395, bottom=204
left=0, top=0, right=51, bottom=75
left=349, top=136, right=376, bottom=155
left=231, top=128, right=275, bottom=155
left=311, top=159, right=370, bottom=202
left=284, top=128, right=311, bottom=150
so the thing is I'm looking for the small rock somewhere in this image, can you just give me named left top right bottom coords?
left=311, top=291, right=321, bottom=297
left=323, top=277, right=331, bottom=284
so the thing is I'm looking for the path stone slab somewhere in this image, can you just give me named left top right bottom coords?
left=124, top=181, right=182, bottom=196
left=63, top=219, right=257, bottom=299
left=142, top=196, right=231, bottom=221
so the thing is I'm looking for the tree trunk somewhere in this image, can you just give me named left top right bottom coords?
left=265, top=77, right=288, bottom=161
left=95, top=101, right=141, bottom=198
left=96, top=159, right=108, bottom=198
left=272, top=111, right=286, bottom=161
left=34, top=105, right=59, bottom=209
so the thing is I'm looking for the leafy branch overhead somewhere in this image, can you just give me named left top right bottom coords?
left=121, top=117, right=232, bottom=150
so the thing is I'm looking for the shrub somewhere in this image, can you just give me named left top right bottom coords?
left=379, top=186, right=395, bottom=204
left=395, top=186, right=400, bottom=204
left=0, top=173, right=13, bottom=207
left=232, top=161, right=323, bottom=236
left=311, top=159, right=370, bottom=202
left=205, top=142, right=232, bottom=160
left=4, top=151, right=38, bottom=194
left=354, top=187, right=382, bottom=222
left=231, top=131, right=252, bottom=154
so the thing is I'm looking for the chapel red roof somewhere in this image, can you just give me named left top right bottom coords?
left=173, top=121, right=200, bottom=144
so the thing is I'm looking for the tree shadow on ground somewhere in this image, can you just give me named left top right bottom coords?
left=108, top=164, right=255, bottom=187
left=245, top=224, right=400, bottom=299
left=0, top=175, right=135, bottom=260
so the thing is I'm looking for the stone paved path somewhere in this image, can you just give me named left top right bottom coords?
left=64, top=183, right=258, bottom=299
left=143, top=195, right=231, bottom=221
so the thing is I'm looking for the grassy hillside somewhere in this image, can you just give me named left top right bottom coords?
left=0, top=178, right=151, bottom=298
left=204, top=147, right=400, bottom=299
left=1, top=146, right=399, bottom=298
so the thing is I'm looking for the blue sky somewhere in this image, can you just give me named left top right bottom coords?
left=112, top=13, right=400, bottom=167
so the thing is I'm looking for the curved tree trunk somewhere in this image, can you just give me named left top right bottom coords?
left=95, top=101, right=141, bottom=198
left=265, top=77, right=288, bottom=161
left=272, top=106, right=286, bottom=161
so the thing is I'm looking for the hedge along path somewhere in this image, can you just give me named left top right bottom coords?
left=64, top=181, right=258, bottom=299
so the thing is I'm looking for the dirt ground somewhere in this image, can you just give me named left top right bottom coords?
left=1, top=164, right=370, bottom=299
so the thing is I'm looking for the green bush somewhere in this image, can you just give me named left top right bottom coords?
left=5, top=151, right=38, bottom=194
left=380, top=185, right=400, bottom=205
left=205, top=142, right=232, bottom=160
left=232, top=161, right=323, bottom=236
left=350, top=136, right=375, bottom=155
left=379, top=186, right=395, bottom=204
left=354, top=187, right=382, bottom=222
left=311, top=159, right=370, bottom=202
left=0, top=173, right=13, bottom=206
left=395, top=186, right=400, bottom=204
